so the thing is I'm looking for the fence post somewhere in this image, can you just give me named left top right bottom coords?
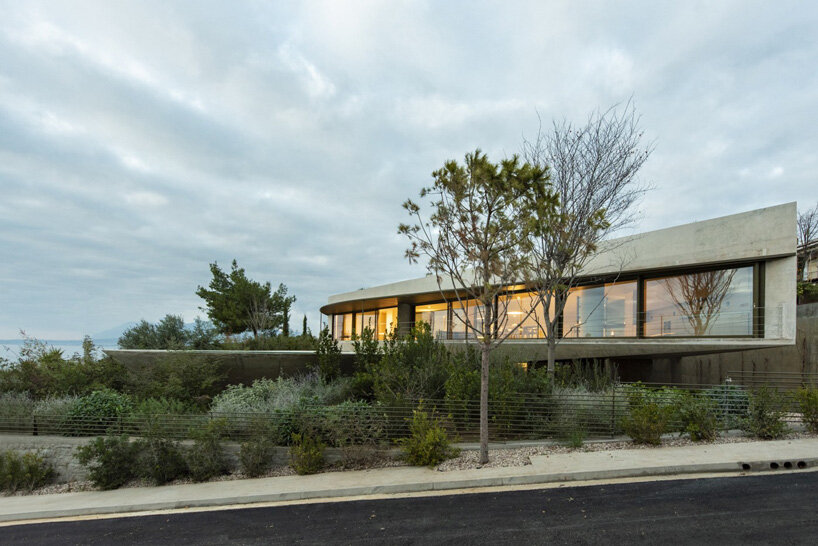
left=610, top=385, right=616, bottom=437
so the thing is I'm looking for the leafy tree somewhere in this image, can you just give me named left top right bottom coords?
left=196, top=260, right=295, bottom=339
left=523, top=102, right=652, bottom=375
left=399, top=149, right=552, bottom=463
left=118, top=315, right=189, bottom=350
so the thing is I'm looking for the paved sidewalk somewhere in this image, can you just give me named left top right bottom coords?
left=1, top=437, right=816, bottom=524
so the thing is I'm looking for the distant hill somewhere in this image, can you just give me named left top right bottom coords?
left=91, top=322, right=139, bottom=341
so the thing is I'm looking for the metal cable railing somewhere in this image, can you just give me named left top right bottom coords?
left=0, top=382, right=806, bottom=444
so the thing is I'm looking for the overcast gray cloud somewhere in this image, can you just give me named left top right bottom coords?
left=0, top=0, right=816, bottom=339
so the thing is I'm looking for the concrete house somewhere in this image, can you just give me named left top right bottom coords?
left=321, top=203, right=797, bottom=382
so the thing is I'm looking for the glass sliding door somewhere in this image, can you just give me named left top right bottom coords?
left=563, top=281, right=637, bottom=338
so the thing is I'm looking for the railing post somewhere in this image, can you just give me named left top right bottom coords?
left=610, top=385, right=616, bottom=437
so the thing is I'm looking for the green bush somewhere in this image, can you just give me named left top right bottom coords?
left=704, top=383, right=750, bottom=429
left=135, top=436, right=189, bottom=485
left=185, top=419, right=230, bottom=482
left=620, top=402, right=673, bottom=445
left=399, top=402, right=459, bottom=466
left=289, top=432, right=325, bottom=475
left=0, top=335, right=126, bottom=398
left=75, top=435, right=139, bottom=490
left=677, top=394, right=718, bottom=442
left=548, top=386, right=623, bottom=438
left=371, top=323, right=450, bottom=405
left=796, top=386, right=818, bottom=433
left=314, top=326, right=342, bottom=381
left=239, top=419, right=277, bottom=477
left=212, top=375, right=353, bottom=415
left=127, top=397, right=204, bottom=438
left=126, top=353, right=225, bottom=407
left=0, top=450, right=55, bottom=492
left=742, top=386, right=789, bottom=440
left=63, top=389, right=133, bottom=435
left=0, top=392, right=35, bottom=432
left=554, top=360, right=617, bottom=392
left=33, top=395, right=80, bottom=435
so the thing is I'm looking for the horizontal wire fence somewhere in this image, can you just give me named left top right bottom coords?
left=0, top=382, right=806, bottom=444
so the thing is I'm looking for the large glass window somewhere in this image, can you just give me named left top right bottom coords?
left=355, top=311, right=377, bottom=335
left=563, top=281, right=637, bottom=338
left=332, top=313, right=354, bottom=340
left=497, top=292, right=548, bottom=339
left=376, top=307, right=398, bottom=340
left=415, top=303, right=449, bottom=340
left=644, top=266, right=753, bottom=337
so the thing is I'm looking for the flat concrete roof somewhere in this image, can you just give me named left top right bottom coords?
left=322, top=203, right=797, bottom=314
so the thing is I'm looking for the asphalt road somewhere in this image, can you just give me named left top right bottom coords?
left=5, top=472, right=818, bottom=545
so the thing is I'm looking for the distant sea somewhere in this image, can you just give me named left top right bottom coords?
left=0, top=338, right=119, bottom=361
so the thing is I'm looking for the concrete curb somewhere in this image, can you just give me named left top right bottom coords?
left=3, top=454, right=818, bottom=524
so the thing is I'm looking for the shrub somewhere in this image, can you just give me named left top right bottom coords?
left=371, top=323, right=450, bottom=405
left=742, top=386, right=789, bottom=440
left=620, top=402, right=673, bottom=445
left=704, top=383, right=750, bottom=429
left=554, top=360, right=617, bottom=392
left=127, top=397, right=204, bottom=438
left=796, top=386, right=818, bottom=433
left=239, top=419, right=277, bottom=477
left=212, top=374, right=353, bottom=415
left=0, top=335, right=127, bottom=398
left=677, top=393, right=718, bottom=441
left=399, top=402, right=459, bottom=466
left=184, top=419, right=230, bottom=482
left=314, top=326, right=342, bottom=381
left=289, top=433, right=325, bottom=475
left=126, top=353, right=225, bottom=407
left=63, top=389, right=133, bottom=435
left=135, top=436, right=189, bottom=485
left=75, top=435, right=139, bottom=490
left=33, top=395, right=80, bottom=435
left=548, top=386, right=624, bottom=439
left=0, top=392, right=35, bottom=432
left=323, top=401, right=387, bottom=465
left=0, top=450, right=55, bottom=492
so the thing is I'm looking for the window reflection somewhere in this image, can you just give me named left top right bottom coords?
left=415, top=303, right=449, bottom=340
left=497, top=292, right=548, bottom=339
left=563, top=281, right=637, bottom=338
left=644, top=267, right=753, bottom=336
left=376, top=307, right=398, bottom=340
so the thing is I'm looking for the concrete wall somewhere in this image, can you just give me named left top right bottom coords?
left=617, top=303, right=818, bottom=385
left=0, top=434, right=395, bottom=484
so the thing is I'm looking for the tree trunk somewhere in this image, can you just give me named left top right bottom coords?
left=480, top=342, right=490, bottom=464
left=547, top=335, right=556, bottom=377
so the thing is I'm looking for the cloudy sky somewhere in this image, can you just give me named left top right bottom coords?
left=0, top=1, right=816, bottom=340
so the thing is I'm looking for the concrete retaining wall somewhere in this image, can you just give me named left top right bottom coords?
left=0, top=434, right=392, bottom=484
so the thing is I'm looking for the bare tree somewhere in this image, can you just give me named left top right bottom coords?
left=247, top=295, right=274, bottom=339
left=399, top=149, right=553, bottom=464
left=798, top=202, right=818, bottom=281
left=523, top=102, right=652, bottom=375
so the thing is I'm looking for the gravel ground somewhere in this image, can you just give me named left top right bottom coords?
left=434, top=431, right=818, bottom=471
left=7, top=431, right=816, bottom=496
